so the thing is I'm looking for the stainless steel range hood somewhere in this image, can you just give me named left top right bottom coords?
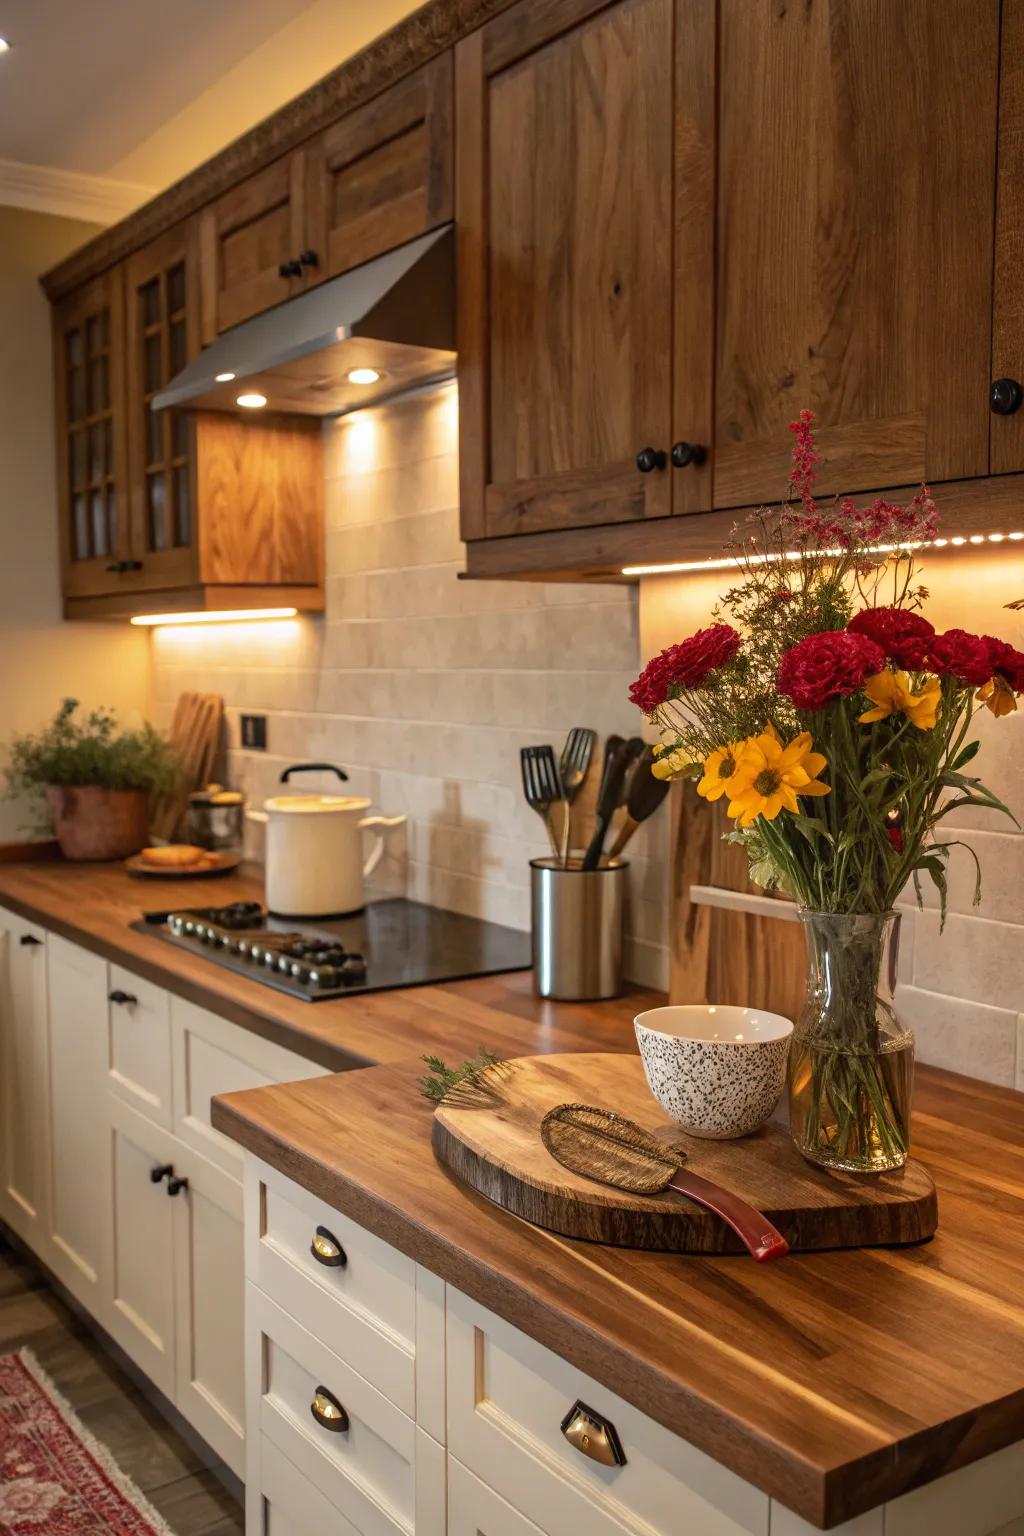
left=152, top=224, right=455, bottom=418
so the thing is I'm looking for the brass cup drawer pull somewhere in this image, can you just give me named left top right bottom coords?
left=560, top=1399, right=626, bottom=1467
left=310, top=1386, right=349, bottom=1434
left=310, top=1225, right=347, bottom=1268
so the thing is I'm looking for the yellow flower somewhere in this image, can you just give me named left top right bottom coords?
left=696, top=743, right=744, bottom=802
left=977, top=676, right=1018, bottom=717
left=726, top=730, right=830, bottom=828
left=651, top=746, right=695, bottom=781
left=858, top=670, right=940, bottom=730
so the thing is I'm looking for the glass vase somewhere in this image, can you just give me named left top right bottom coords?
left=787, top=911, right=914, bottom=1173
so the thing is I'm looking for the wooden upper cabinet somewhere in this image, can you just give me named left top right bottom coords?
left=198, top=150, right=311, bottom=341
left=457, top=0, right=714, bottom=541
left=991, top=0, right=1024, bottom=475
left=713, top=0, right=1001, bottom=510
left=307, top=54, right=453, bottom=281
left=53, top=269, right=131, bottom=598
left=124, top=223, right=202, bottom=591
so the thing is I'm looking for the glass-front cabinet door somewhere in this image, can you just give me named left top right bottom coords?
left=53, top=269, right=131, bottom=598
left=123, top=222, right=201, bottom=590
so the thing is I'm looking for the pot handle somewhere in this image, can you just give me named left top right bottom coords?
left=279, top=762, right=349, bottom=784
left=358, top=815, right=406, bottom=879
left=246, top=809, right=269, bottom=825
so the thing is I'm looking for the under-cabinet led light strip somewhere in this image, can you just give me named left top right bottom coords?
left=130, top=607, right=298, bottom=627
left=622, top=531, right=1024, bottom=577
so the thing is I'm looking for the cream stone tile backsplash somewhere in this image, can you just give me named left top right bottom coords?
left=150, top=382, right=670, bottom=988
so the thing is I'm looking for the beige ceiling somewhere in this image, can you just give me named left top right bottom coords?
left=0, top=0, right=422, bottom=198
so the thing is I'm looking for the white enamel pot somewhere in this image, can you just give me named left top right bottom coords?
left=246, top=763, right=405, bottom=918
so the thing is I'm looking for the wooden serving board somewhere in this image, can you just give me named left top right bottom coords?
left=432, top=1053, right=937, bottom=1254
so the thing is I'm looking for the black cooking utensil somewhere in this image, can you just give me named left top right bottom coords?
left=558, top=726, right=597, bottom=867
left=607, top=746, right=671, bottom=857
left=520, top=745, right=564, bottom=859
left=581, top=736, right=633, bottom=870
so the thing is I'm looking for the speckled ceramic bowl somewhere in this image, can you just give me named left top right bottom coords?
left=634, top=1005, right=793, bottom=1139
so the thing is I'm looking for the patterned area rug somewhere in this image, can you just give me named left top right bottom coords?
left=0, top=1349, right=176, bottom=1534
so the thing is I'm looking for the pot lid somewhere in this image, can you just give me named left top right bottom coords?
left=263, top=793, right=371, bottom=815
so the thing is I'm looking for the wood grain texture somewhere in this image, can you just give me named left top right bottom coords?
left=197, top=152, right=308, bottom=342
left=714, top=0, right=999, bottom=508
left=432, top=1052, right=936, bottom=1252
left=195, top=413, right=323, bottom=587
left=39, top=2, right=519, bottom=303
left=62, top=585, right=324, bottom=622
left=212, top=1056, right=1024, bottom=1529
left=0, top=861, right=652, bottom=1073
left=308, top=54, right=453, bottom=281
left=460, top=469, right=1024, bottom=580
left=992, top=0, right=1024, bottom=474
left=670, top=783, right=806, bottom=1019
left=460, top=0, right=675, bottom=540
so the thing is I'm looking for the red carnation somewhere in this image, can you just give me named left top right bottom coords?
left=985, top=636, right=1024, bottom=693
left=929, top=629, right=993, bottom=687
left=848, top=607, right=935, bottom=669
left=629, top=624, right=740, bottom=713
left=777, top=630, right=886, bottom=712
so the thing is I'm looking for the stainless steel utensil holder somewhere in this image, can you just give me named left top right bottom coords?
left=530, top=857, right=626, bottom=1001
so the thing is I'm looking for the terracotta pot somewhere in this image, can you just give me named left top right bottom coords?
left=45, top=785, right=150, bottom=861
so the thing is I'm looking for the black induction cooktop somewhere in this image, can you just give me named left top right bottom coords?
left=133, top=898, right=531, bottom=1002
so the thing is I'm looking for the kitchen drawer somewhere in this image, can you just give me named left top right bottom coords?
left=251, top=1433, right=363, bottom=1536
left=446, top=1288, right=768, bottom=1536
left=171, top=999, right=326, bottom=1177
left=448, top=1457, right=543, bottom=1536
left=107, top=964, right=172, bottom=1126
left=246, top=1285, right=445, bottom=1536
left=246, top=1158, right=444, bottom=1432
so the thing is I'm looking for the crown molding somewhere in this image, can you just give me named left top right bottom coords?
left=0, top=157, right=155, bottom=226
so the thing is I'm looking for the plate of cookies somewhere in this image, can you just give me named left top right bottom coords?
left=125, top=845, right=241, bottom=878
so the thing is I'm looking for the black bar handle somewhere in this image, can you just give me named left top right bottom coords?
left=108, top=989, right=138, bottom=1006
left=167, top=1176, right=189, bottom=1197
left=19, top=934, right=43, bottom=947
left=150, top=1164, right=173, bottom=1185
left=279, top=763, right=350, bottom=784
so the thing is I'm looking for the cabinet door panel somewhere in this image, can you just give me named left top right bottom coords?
left=714, top=0, right=1000, bottom=508
left=53, top=269, right=131, bottom=597
left=199, top=152, right=308, bottom=340
left=107, top=965, right=173, bottom=1126
left=458, top=0, right=684, bottom=539
left=308, top=54, right=453, bottom=281
left=45, top=936, right=110, bottom=1309
left=448, top=1458, right=544, bottom=1536
left=106, top=1099, right=177, bottom=1398
left=172, top=1144, right=245, bottom=1476
left=992, top=0, right=1024, bottom=474
left=124, top=222, right=201, bottom=589
left=0, top=912, right=49, bottom=1247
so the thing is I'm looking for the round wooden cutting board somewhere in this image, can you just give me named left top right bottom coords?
left=432, top=1053, right=937, bottom=1253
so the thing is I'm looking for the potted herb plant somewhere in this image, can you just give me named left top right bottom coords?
left=4, top=699, right=180, bottom=861
left=631, top=412, right=1022, bottom=1174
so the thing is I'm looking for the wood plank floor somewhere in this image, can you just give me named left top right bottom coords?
left=0, top=1234, right=244, bottom=1536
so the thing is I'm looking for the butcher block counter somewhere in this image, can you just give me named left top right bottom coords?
left=2, top=856, right=1024, bottom=1530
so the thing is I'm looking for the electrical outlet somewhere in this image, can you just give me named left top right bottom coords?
left=240, top=714, right=267, bottom=751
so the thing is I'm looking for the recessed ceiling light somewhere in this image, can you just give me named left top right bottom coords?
left=0, top=38, right=11, bottom=54
left=237, top=392, right=267, bottom=409
left=215, top=371, right=236, bottom=383
left=347, top=367, right=381, bottom=385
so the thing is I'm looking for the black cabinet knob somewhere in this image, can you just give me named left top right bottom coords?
left=122, top=559, right=143, bottom=571
left=670, top=441, right=707, bottom=468
left=108, top=989, right=138, bottom=1007
left=991, top=378, right=1023, bottom=416
left=167, top=1176, right=189, bottom=1197
left=278, top=258, right=302, bottom=278
left=106, top=560, right=125, bottom=573
left=299, top=249, right=319, bottom=268
left=19, top=934, right=42, bottom=947
left=635, top=447, right=666, bottom=473
left=150, top=1164, right=173, bottom=1185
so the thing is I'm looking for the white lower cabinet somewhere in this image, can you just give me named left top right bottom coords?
left=447, top=1459, right=543, bottom=1536
left=0, top=909, right=50, bottom=1248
